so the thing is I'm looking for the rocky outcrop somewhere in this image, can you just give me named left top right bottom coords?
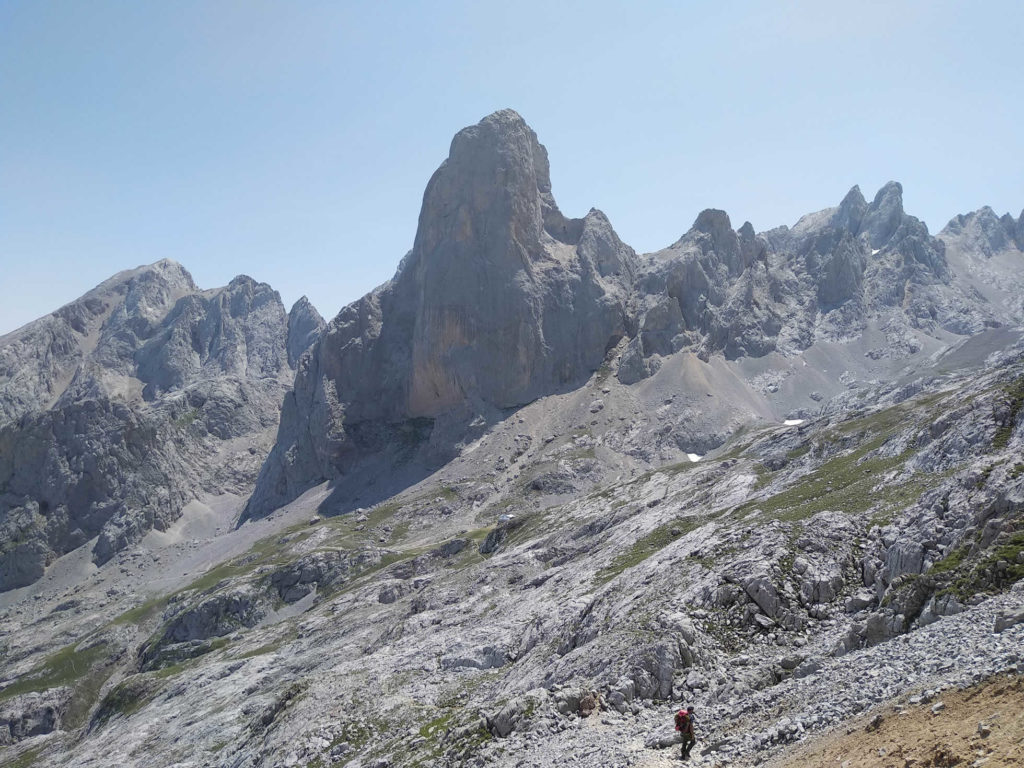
left=0, top=260, right=197, bottom=426
left=245, top=110, right=636, bottom=518
left=0, top=688, right=72, bottom=744
left=246, top=111, right=1024, bottom=522
left=942, top=206, right=1024, bottom=256
left=286, top=297, right=325, bottom=368
left=0, top=264, right=315, bottom=590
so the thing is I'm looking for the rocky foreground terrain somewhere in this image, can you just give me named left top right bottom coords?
left=1, top=110, right=1023, bottom=767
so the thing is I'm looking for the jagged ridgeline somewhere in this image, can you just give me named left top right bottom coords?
left=1, top=110, right=1023, bottom=768
left=0, top=262, right=325, bottom=588
left=243, top=109, right=1021, bottom=521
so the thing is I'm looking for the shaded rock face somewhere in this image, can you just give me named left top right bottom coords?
left=0, top=264, right=317, bottom=590
left=246, top=110, right=636, bottom=518
left=0, top=688, right=71, bottom=745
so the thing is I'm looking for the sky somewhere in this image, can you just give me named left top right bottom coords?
left=1, top=0, right=1023, bottom=335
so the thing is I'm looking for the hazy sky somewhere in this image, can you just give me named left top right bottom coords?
left=2, top=1, right=1022, bottom=335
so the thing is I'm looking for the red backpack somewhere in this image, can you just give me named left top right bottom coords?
left=675, top=709, right=689, bottom=731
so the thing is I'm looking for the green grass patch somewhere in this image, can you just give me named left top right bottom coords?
left=732, top=430, right=929, bottom=523
left=835, top=400, right=918, bottom=436
left=0, top=640, right=116, bottom=729
left=993, top=377, right=1024, bottom=450
left=594, top=517, right=702, bottom=584
left=929, top=545, right=969, bottom=575
left=936, top=531, right=1024, bottom=600
left=500, top=511, right=553, bottom=548
left=232, top=636, right=292, bottom=660
left=4, top=745, right=42, bottom=768
left=989, top=531, right=1024, bottom=582
left=112, top=596, right=166, bottom=626
left=753, top=462, right=774, bottom=490
left=172, top=409, right=199, bottom=428
left=0, top=641, right=109, bottom=703
left=178, top=525, right=315, bottom=596
left=93, top=672, right=169, bottom=726
left=786, top=443, right=812, bottom=461
left=418, top=711, right=456, bottom=740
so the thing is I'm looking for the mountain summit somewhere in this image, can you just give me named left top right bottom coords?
left=244, top=110, right=636, bottom=517
left=0, top=263, right=322, bottom=589
left=245, top=112, right=1015, bottom=521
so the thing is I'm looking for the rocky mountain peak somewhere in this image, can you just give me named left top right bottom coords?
left=414, top=109, right=553, bottom=265
left=245, top=110, right=635, bottom=518
left=686, top=208, right=760, bottom=277
left=832, top=184, right=867, bottom=232
left=0, top=263, right=305, bottom=589
left=941, top=205, right=1024, bottom=256
left=863, top=180, right=906, bottom=248
left=286, top=296, right=325, bottom=367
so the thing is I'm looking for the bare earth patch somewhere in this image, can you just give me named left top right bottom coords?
left=767, top=674, right=1024, bottom=768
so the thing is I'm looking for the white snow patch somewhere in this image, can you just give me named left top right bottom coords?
left=783, top=419, right=805, bottom=426
left=687, top=453, right=702, bottom=462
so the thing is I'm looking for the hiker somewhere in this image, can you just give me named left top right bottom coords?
left=675, top=705, right=696, bottom=760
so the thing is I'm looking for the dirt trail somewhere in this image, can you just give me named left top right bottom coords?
left=765, top=673, right=1024, bottom=768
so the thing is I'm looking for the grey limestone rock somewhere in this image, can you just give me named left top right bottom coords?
left=246, top=110, right=635, bottom=518
left=286, top=296, right=325, bottom=367
left=993, top=607, right=1024, bottom=633
left=0, top=263, right=303, bottom=590
left=940, top=206, right=1024, bottom=324
left=0, top=687, right=72, bottom=744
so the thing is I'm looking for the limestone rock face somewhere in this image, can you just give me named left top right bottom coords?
left=247, top=114, right=1024, bottom=520
left=940, top=206, right=1024, bottom=324
left=0, top=260, right=197, bottom=425
left=286, top=296, right=325, bottom=368
left=0, top=687, right=71, bottom=744
left=0, top=263, right=310, bottom=590
left=246, top=110, right=635, bottom=518
left=625, top=180, right=994, bottom=376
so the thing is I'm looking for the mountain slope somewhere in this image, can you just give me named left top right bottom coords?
left=1, top=319, right=1021, bottom=768
left=1, top=110, right=1022, bottom=768
left=0, top=263, right=324, bottom=589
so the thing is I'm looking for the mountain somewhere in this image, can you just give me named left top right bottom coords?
left=939, top=205, right=1024, bottom=324
left=244, top=110, right=636, bottom=519
left=0, top=262, right=324, bottom=589
left=245, top=113, right=1013, bottom=523
left=1, top=111, right=1022, bottom=768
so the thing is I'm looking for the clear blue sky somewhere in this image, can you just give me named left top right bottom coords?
left=2, top=1, right=1022, bottom=335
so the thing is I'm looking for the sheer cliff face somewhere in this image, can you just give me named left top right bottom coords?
left=246, top=110, right=636, bottom=517
left=405, top=109, right=634, bottom=416
left=0, top=264, right=322, bottom=590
